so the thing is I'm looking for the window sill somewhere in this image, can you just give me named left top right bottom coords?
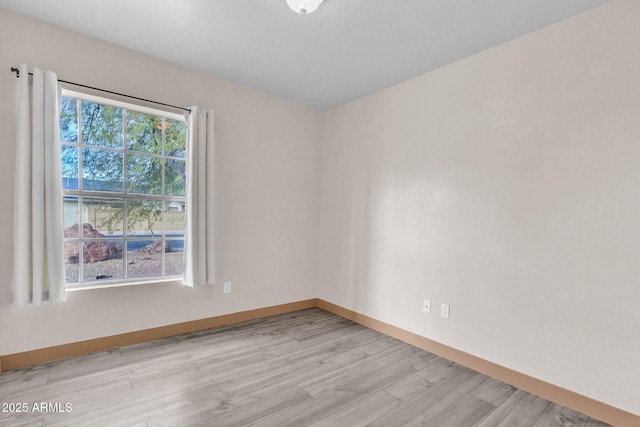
left=66, top=277, right=183, bottom=292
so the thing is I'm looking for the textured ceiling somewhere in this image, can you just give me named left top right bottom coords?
left=0, top=0, right=610, bottom=110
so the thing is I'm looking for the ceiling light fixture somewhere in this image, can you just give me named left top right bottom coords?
left=286, top=0, right=324, bottom=15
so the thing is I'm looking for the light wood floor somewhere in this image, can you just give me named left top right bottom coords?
left=0, top=308, right=610, bottom=427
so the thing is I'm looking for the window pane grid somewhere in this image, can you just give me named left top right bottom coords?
left=61, top=94, right=186, bottom=287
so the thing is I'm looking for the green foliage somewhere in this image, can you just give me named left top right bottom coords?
left=83, top=101, right=122, bottom=148
left=126, top=200, right=163, bottom=237
left=60, top=96, right=187, bottom=236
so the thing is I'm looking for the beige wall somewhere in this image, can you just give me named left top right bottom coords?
left=318, top=0, right=640, bottom=415
left=0, top=9, right=322, bottom=354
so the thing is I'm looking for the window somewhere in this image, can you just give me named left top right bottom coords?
left=60, top=91, right=187, bottom=288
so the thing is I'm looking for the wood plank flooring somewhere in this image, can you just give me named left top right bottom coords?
left=0, top=308, right=611, bottom=426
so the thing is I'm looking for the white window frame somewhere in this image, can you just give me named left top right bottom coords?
left=61, top=89, right=187, bottom=290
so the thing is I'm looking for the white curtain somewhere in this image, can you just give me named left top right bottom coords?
left=13, top=64, right=65, bottom=306
left=183, top=107, right=216, bottom=287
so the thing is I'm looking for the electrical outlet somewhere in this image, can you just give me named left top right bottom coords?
left=423, top=299, right=431, bottom=314
left=223, top=281, right=232, bottom=294
left=440, top=303, right=450, bottom=319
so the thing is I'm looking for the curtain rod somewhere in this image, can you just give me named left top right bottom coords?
left=10, top=67, right=191, bottom=113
